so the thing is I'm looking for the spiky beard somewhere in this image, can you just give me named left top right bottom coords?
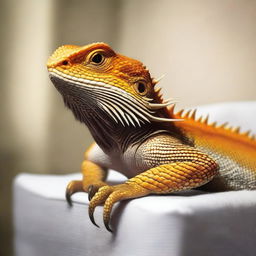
left=49, top=70, right=181, bottom=128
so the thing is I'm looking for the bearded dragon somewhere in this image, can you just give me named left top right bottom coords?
left=47, top=42, right=256, bottom=232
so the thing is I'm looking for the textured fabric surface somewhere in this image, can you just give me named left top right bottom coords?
left=14, top=102, right=256, bottom=256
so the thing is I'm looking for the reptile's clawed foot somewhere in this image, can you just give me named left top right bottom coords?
left=88, top=183, right=149, bottom=232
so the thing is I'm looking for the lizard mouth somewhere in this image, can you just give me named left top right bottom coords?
left=48, top=70, right=180, bottom=127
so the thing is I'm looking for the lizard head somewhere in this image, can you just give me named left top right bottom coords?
left=47, top=42, right=178, bottom=127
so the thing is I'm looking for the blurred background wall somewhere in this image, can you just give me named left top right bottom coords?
left=1, top=0, right=255, bottom=255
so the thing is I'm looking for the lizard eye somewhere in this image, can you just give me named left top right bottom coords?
left=90, top=53, right=104, bottom=65
left=134, top=81, right=148, bottom=96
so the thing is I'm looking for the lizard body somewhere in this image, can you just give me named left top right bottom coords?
left=47, top=43, right=256, bottom=231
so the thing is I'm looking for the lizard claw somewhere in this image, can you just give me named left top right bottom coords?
left=104, top=218, right=113, bottom=232
left=88, top=182, right=108, bottom=201
left=89, top=204, right=100, bottom=228
left=65, top=180, right=83, bottom=207
left=66, top=188, right=73, bottom=207
left=88, top=184, right=102, bottom=201
left=88, top=185, right=95, bottom=201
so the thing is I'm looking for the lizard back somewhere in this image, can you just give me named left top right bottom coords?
left=172, top=108, right=256, bottom=191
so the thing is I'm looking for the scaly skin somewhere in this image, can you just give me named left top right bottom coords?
left=47, top=42, right=256, bottom=232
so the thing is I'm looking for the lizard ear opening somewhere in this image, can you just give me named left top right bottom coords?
left=138, top=82, right=146, bottom=93
left=134, top=81, right=149, bottom=96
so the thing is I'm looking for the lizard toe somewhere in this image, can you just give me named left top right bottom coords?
left=88, top=186, right=113, bottom=228
left=103, top=190, right=125, bottom=232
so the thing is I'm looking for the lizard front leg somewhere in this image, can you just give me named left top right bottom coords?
left=89, top=152, right=218, bottom=232
left=66, top=143, right=108, bottom=205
